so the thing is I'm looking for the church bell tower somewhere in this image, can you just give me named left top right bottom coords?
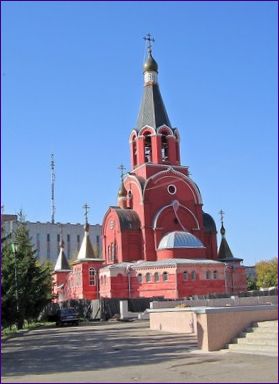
left=129, top=34, right=181, bottom=170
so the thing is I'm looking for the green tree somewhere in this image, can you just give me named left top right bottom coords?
left=247, top=276, right=257, bottom=291
left=256, top=258, right=278, bottom=289
left=1, top=219, right=53, bottom=329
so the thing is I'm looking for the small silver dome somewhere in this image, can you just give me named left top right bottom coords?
left=158, top=231, right=204, bottom=250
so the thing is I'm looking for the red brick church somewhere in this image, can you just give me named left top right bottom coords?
left=53, top=37, right=247, bottom=302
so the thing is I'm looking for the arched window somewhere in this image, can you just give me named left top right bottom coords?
left=144, top=133, right=152, bottom=162
left=162, top=271, right=169, bottom=281
left=154, top=272, right=160, bottom=282
left=213, top=270, right=218, bottom=279
left=89, top=267, right=96, bottom=286
left=145, top=273, right=151, bottom=282
left=137, top=273, right=142, bottom=283
left=108, top=245, right=111, bottom=260
left=161, top=133, right=169, bottom=161
left=183, top=271, right=188, bottom=281
left=191, top=271, right=197, bottom=280
left=206, top=271, right=211, bottom=280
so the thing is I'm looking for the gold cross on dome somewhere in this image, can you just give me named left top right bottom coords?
left=118, top=164, right=126, bottom=181
left=144, top=33, right=155, bottom=53
left=219, top=209, right=225, bottom=224
left=83, top=203, right=90, bottom=224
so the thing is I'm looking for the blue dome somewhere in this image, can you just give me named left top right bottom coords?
left=158, top=231, right=204, bottom=250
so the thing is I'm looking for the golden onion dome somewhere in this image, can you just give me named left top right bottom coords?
left=118, top=181, right=127, bottom=198
left=143, top=53, right=158, bottom=73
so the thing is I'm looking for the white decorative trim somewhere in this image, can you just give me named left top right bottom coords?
left=125, top=175, right=144, bottom=199
left=132, top=162, right=189, bottom=172
left=157, top=125, right=174, bottom=136
left=167, top=184, right=177, bottom=195
left=152, top=200, right=200, bottom=230
left=143, top=166, right=203, bottom=205
left=129, top=129, right=138, bottom=144
left=138, top=125, right=156, bottom=136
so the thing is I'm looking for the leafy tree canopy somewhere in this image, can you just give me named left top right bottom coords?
left=1, top=217, right=53, bottom=329
left=255, top=258, right=278, bottom=289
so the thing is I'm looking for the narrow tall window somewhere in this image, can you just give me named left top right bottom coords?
left=144, top=134, right=152, bottom=162
left=206, top=271, right=211, bottom=280
left=36, top=233, right=40, bottom=258
left=191, top=271, right=197, bottom=280
left=146, top=273, right=151, bottom=282
left=47, top=233, right=50, bottom=259
left=111, top=242, right=115, bottom=261
left=89, top=267, right=96, bottom=286
left=132, top=138, right=137, bottom=166
left=67, top=234, right=71, bottom=259
left=96, top=235, right=100, bottom=256
left=213, top=270, right=218, bottom=279
left=137, top=273, right=142, bottom=283
left=161, top=133, right=169, bottom=161
left=162, top=271, right=168, bottom=281
left=57, top=234, right=60, bottom=253
left=154, top=272, right=160, bottom=282
left=183, top=271, right=188, bottom=281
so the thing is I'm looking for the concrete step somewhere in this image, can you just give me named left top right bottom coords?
left=236, top=337, right=277, bottom=346
left=229, top=343, right=278, bottom=356
left=244, top=327, right=278, bottom=335
left=227, top=320, right=278, bottom=357
left=239, top=332, right=276, bottom=340
left=252, top=320, right=278, bottom=328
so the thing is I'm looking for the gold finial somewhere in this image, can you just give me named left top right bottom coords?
left=144, top=33, right=155, bottom=54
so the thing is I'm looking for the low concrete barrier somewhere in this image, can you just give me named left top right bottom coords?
left=150, top=295, right=277, bottom=309
left=148, top=304, right=278, bottom=352
left=194, top=305, right=278, bottom=351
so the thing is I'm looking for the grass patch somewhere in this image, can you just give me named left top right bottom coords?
left=2, top=321, right=55, bottom=338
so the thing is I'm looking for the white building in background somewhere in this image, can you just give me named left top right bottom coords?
left=2, top=214, right=102, bottom=264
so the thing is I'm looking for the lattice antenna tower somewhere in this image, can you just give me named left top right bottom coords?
left=51, top=153, right=56, bottom=224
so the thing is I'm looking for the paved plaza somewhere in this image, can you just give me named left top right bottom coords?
left=2, top=320, right=278, bottom=383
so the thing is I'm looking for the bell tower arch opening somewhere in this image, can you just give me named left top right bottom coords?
left=161, top=131, right=169, bottom=162
left=132, top=134, right=137, bottom=167
left=143, top=131, right=152, bottom=163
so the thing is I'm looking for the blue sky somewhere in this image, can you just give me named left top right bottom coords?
left=2, top=1, right=278, bottom=266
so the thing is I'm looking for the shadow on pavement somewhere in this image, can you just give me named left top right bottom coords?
left=2, top=321, right=200, bottom=378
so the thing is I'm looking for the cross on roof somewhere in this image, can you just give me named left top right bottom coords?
left=219, top=209, right=225, bottom=224
left=144, top=33, right=155, bottom=53
left=118, top=164, right=126, bottom=181
left=83, top=203, right=90, bottom=224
